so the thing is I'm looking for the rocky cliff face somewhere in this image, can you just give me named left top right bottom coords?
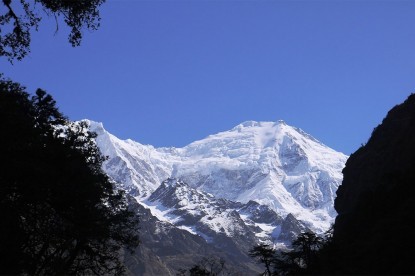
left=333, top=94, right=415, bottom=274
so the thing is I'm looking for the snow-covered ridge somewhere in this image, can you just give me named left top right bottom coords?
left=142, top=178, right=306, bottom=245
left=86, top=119, right=347, bottom=235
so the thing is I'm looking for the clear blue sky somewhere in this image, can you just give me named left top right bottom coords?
left=2, top=0, right=415, bottom=155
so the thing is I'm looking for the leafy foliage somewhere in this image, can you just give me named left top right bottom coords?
left=0, top=76, right=139, bottom=275
left=0, top=0, right=105, bottom=62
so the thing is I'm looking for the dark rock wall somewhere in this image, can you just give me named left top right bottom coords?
left=333, top=94, right=415, bottom=274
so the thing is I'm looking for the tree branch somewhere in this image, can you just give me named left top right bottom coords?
left=3, top=0, right=19, bottom=22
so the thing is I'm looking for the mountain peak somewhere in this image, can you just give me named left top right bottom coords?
left=161, top=177, right=184, bottom=187
left=232, top=120, right=287, bottom=131
left=238, top=120, right=262, bottom=128
left=82, top=118, right=349, bottom=272
left=90, top=119, right=347, bottom=235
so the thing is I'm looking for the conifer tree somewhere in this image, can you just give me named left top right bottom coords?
left=249, top=243, right=275, bottom=276
left=0, top=77, right=139, bottom=275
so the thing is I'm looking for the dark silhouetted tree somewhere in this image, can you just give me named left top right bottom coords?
left=0, top=0, right=105, bottom=62
left=272, top=232, right=324, bottom=275
left=249, top=243, right=276, bottom=276
left=189, top=265, right=211, bottom=276
left=290, top=231, right=323, bottom=269
left=307, top=226, right=339, bottom=273
left=0, top=76, right=139, bottom=275
left=249, top=231, right=327, bottom=275
left=178, top=256, right=231, bottom=276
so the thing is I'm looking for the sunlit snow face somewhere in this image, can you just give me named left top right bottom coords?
left=90, top=119, right=347, bottom=236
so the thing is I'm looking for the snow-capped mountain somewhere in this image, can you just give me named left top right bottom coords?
left=125, top=177, right=308, bottom=274
left=88, top=119, right=347, bottom=273
left=90, top=120, right=347, bottom=236
left=145, top=178, right=277, bottom=243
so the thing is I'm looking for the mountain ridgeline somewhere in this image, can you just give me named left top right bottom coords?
left=88, top=119, right=347, bottom=274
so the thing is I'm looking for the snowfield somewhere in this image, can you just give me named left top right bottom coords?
left=88, top=120, right=347, bottom=241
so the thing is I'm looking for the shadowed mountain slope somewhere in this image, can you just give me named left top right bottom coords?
left=333, top=94, right=415, bottom=274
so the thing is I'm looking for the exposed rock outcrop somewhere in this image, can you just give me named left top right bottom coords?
left=124, top=197, right=262, bottom=275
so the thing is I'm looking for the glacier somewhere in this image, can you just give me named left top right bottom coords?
left=88, top=119, right=347, bottom=238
